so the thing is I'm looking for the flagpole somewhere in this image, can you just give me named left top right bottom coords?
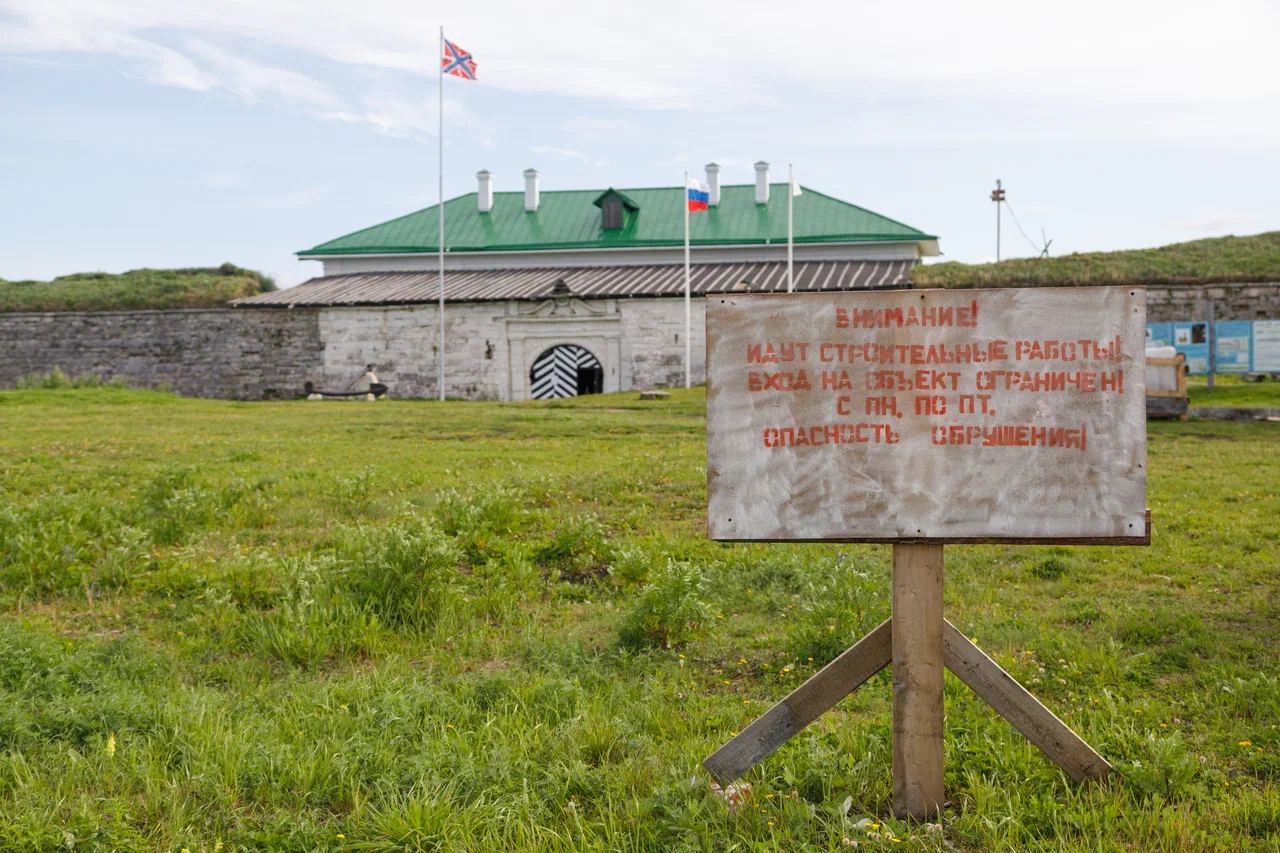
left=684, top=170, right=691, bottom=389
left=787, top=162, right=794, bottom=294
left=437, top=25, right=446, bottom=402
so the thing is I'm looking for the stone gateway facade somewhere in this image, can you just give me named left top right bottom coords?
left=316, top=296, right=703, bottom=400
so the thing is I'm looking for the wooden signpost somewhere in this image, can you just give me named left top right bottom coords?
left=703, top=287, right=1148, bottom=820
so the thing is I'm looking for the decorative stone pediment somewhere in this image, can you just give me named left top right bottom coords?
left=517, top=297, right=610, bottom=318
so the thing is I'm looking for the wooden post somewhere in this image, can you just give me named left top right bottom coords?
left=891, top=543, right=945, bottom=820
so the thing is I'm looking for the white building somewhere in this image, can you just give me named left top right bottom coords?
left=234, top=162, right=938, bottom=400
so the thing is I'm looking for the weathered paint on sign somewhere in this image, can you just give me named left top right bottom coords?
left=706, top=287, right=1147, bottom=542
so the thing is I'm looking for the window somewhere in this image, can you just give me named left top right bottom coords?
left=602, top=200, right=623, bottom=230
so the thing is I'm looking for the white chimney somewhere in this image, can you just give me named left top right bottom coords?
left=705, top=162, right=721, bottom=206
left=754, top=161, right=770, bottom=205
left=523, top=168, right=540, bottom=212
left=476, top=170, right=493, bottom=213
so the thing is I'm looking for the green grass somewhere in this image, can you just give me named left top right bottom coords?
left=916, top=232, right=1280, bottom=288
left=0, top=264, right=276, bottom=312
left=1188, top=375, right=1280, bottom=408
left=0, top=387, right=1277, bottom=851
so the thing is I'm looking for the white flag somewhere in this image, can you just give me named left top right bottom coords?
left=791, top=177, right=802, bottom=197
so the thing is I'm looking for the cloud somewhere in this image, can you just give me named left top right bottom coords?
left=192, top=171, right=244, bottom=189
left=183, top=39, right=339, bottom=107
left=531, top=145, right=607, bottom=166
left=0, top=0, right=1277, bottom=141
left=1168, top=215, right=1255, bottom=234
left=0, top=8, right=218, bottom=91
left=256, top=186, right=332, bottom=209
left=562, top=116, right=634, bottom=139
left=322, top=92, right=478, bottom=138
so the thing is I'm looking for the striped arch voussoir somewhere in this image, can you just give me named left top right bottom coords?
left=530, top=345, right=601, bottom=400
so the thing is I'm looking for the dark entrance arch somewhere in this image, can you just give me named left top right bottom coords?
left=530, top=345, right=603, bottom=399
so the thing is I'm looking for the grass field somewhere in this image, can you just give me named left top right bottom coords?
left=1188, top=376, right=1280, bottom=409
left=915, top=232, right=1280, bottom=288
left=0, top=265, right=275, bottom=313
left=0, top=387, right=1277, bottom=852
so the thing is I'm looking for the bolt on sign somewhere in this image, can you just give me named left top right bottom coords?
left=702, top=287, right=1149, bottom=820
left=707, top=287, right=1147, bottom=542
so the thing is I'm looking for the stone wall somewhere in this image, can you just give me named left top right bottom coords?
left=1, top=284, right=1274, bottom=401
left=0, top=308, right=325, bottom=399
left=621, top=297, right=707, bottom=390
left=318, top=304, right=508, bottom=400
left=1145, top=282, right=1280, bottom=322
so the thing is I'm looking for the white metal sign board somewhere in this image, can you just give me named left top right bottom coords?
left=706, top=287, right=1147, bottom=542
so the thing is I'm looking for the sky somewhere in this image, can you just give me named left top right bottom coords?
left=1, top=0, right=1278, bottom=288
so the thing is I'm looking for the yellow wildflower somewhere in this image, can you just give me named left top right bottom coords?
left=337, top=833, right=346, bottom=838
left=1239, top=740, right=1252, bottom=746
left=105, top=733, right=116, bottom=756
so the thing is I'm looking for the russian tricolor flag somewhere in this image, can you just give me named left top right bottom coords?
left=687, top=177, right=710, bottom=212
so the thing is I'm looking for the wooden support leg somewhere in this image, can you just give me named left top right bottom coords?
left=942, top=620, right=1112, bottom=783
left=702, top=618, right=892, bottom=783
left=892, top=543, right=945, bottom=820
left=702, top=547, right=1111, bottom=815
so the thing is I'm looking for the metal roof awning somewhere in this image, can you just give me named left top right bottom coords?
left=233, top=260, right=917, bottom=308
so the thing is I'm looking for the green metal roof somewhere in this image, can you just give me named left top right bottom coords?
left=299, top=183, right=936, bottom=257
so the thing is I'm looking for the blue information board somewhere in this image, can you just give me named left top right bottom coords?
left=1173, top=321, right=1210, bottom=374
left=1145, top=323, right=1173, bottom=348
left=1215, top=321, right=1253, bottom=373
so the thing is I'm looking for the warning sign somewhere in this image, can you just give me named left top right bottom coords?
left=705, top=287, right=1147, bottom=542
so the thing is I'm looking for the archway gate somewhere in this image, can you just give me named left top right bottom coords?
left=529, top=344, right=603, bottom=399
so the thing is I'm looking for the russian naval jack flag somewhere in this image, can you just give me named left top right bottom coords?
left=435, top=29, right=478, bottom=400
